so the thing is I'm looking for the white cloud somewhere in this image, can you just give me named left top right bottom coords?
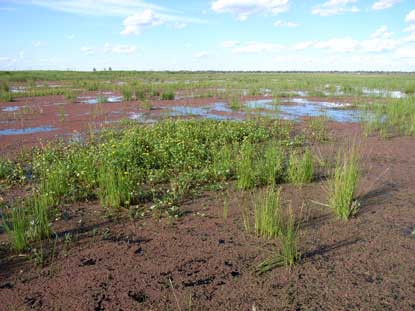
left=0, top=57, right=13, bottom=62
left=104, top=43, right=137, bottom=54
left=67, top=34, right=75, bottom=40
left=81, top=47, right=94, bottom=55
left=32, top=41, right=43, bottom=47
left=371, top=25, right=393, bottom=38
left=194, top=51, right=210, bottom=58
left=404, top=24, right=415, bottom=33
left=26, top=0, right=172, bottom=17
left=395, top=47, right=415, bottom=58
left=211, top=0, right=289, bottom=21
left=361, top=38, right=398, bottom=52
left=293, top=41, right=316, bottom=50
left=121, top=9, right=164, bottom=35
left=372, top=0, right=401, bottom=10
left=314, top=37, right=360, bottom=52
left=406, top=10, right=415, bottom=23
left=19, top=51, right=25, bottom=59
left=231, top=41, right=284, bottom=54
left=312, top=0, right=359, bottom=16
left=173, top=22, right=187, bottom=29
left=22, top=1, right=204, bottom=35
left=222, top=40, right=239, bottom=48
left=273, top=20, right=299, bottom=27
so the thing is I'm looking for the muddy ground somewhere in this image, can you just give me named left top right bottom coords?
left=0, top=92, right=414, bottom=310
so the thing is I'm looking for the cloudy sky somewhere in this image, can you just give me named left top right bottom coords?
left=1, top=0, right=415, bottom=71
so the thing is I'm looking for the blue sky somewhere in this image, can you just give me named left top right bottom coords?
left=1, top=0, right=415, bottom=71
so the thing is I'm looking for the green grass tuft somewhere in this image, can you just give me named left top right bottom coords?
left=328, top=145, right=360, bottom=220
left=254, top=185, right=281, bottom=239
left=287, top=148, right=314, bottom=185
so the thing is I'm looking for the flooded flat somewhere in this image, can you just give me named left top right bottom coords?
left=0, top=126, right=56, bottom=136
left=245, top=98, right=361, bottom=122
left=79, top=96, right=123, bottom=104
left=164, top=102, right=242, bottom=121
left=2, top=106, right=21, bottom=112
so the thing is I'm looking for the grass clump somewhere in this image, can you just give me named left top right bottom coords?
left=2, top=195, right=52, bottom=252
left=64, top=90, right=78, bottom=103
left=122, top=87, right=133, bottom=101
left=364, top=96, right=415, bottom=137
left=254, top=185, right=281, bottom=239
left=256, top=142, right=285, bottom=185
left=287, top=148, right=314, bottom=185
left=258, top=205, right=301, bottom=273
left=161, top=90, right=175, bottom=100
left=97, top=164, right=134, bottom=209
left=306, top=116, right=329, bottom=143
left=230, top=98, right=242, bottom=110
left=236, top=140, right=256, bottom=190
left=328, top=145, right=360, bottom=220
left=2, top=206, right=29, bottom=252
left=0, top=91, right=13, bottom=102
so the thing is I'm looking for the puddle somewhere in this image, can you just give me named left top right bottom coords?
left=0, top=126, right=56, bottom=136
left=79, top=96, right=123, bottom=104
left=246, top=99, right=280, bottom=110
left=166, top=102, right=241, bottom=121
left=362, top=88, right=405, bottom=99
left=129, top=112, right=157, bottom=124
left=10, top=86, right=26, bottom=93
left=2, top=106, right=21, bottom=112
left=245, top=99, right=361, bottom=122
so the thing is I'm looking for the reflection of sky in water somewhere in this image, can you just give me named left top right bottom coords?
left=79, top=96, right=123, bottom=104
left=245, top=98, right=362, bottom=123
left=2, top=106, right=21, bottom=112
left=165, top=102, right=241, bottom=121
left=0, top=126, right=56, bottom=136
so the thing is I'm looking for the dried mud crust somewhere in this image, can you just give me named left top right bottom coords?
left=1, top=124, right=415, bottom=310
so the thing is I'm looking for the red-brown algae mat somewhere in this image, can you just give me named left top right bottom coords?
left=1, top=123, right=415, bottom=310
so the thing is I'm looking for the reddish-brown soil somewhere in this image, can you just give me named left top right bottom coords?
left=0, top=118, right=414, bottom=310
left=0, top=92, right=371, bottom=157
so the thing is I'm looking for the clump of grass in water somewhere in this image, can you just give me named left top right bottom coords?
left=161, top=91, right=175, bottom=100
left=364, top=96, right=415, bottom=137
left=142, top=100, right=153, bottom=110
left=328, top=145, right=360, bottom=220
left=230, top=97, right=242, bottom=111
left=97, top=96, right=108, bottom=104
left=287, top=148, right=314, bottom=185
left=258, top=205, right=301, bottom=273
left=122, top=87, right=133, bottom=101
left=254, top=185, right=281, bottom=239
